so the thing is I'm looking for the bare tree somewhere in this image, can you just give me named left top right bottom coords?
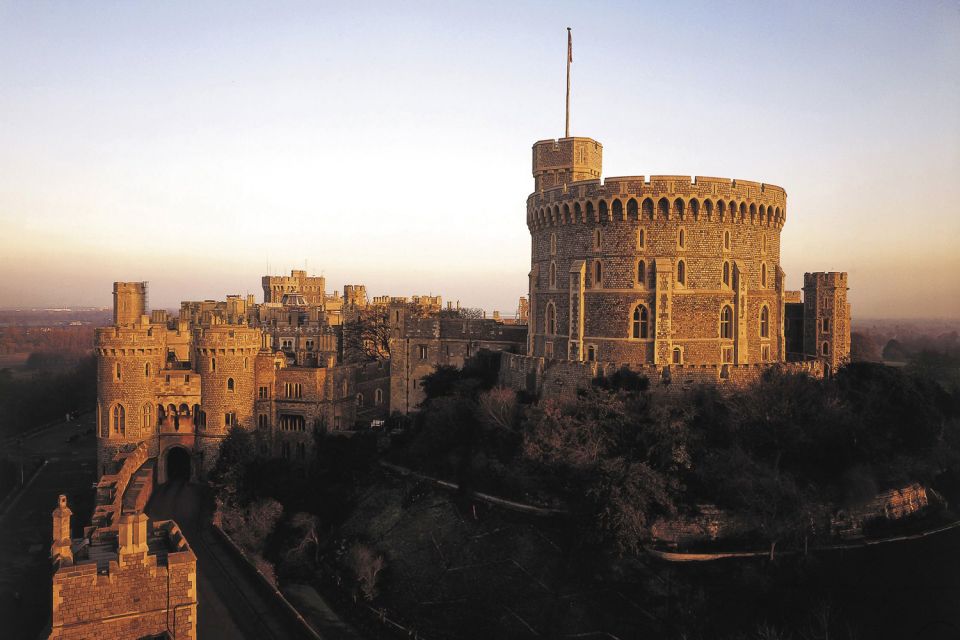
left=347, top=542, right=386, bottom=601
left=286, top=512, right=322, bottom=563
left=342, top=309, right=391, bottom=362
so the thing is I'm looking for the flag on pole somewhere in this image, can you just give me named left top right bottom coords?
left=567, top=28, right=572, bottom=63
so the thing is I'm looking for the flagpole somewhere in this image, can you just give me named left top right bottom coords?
left=565, top=27, right=571, bottom=138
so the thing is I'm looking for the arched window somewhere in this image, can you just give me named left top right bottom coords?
left=637, top=260, right=646, bottom=287
left=116, top=363, right=121, bottom=381
left=244, top=356, right=248, bottom=370
left=587, top=345, right=596, bottom=361
left=822, top=342, right=831, bottom=356
left=112, top=404, right=125, bottom=435
left=739, top=202, right=747, bottom=219
left=145, top=362, right=151, bottom=378
left=674, top=198, right=685, bottom=218
left=724, top=230, right=731, bottom=250
left=227, top=378, right=235, bottom=392
left=658, top=198, right=670, bottom=218
left=375, top=388, right=383, bottom=405
left=690, top=199, right=700, bottom=218
left=612, top=199, right=623, bottom=219
left=593, top=260, right=602, bottom=287
left=586, top=201, right=595, bottom=221
left=627, top=198, right=638, bottom=219
left=638, top=228, right=645, bottom=249
left=704, top=199, right=714, bottom=217
left=356, top=393, right=364, bottom=407
left=574, top=202, right=582, bottom=222
left=678, top=228, right=685, bottom=248
left=672, top=347, right=682, bottom=364
left=761, top=263, right=767, bottom=287
left=549, top=261, right=557, bottom=288
left=142, top=404, right=152, bottom=431
left=723, top=261, right=731, bottom=287
left=717, top=200, right=726, bottom=218
left=677, top=260, right=686, bottom=286
left=594, top=228, right=602, bottom=249
left=211, top=358, right=216, bottom=372
left=545, top=303, right=556, bottom=335
left=749, top=203, right=757, bottom=220
left=760, top=306, right=770, bottom=338
left=550, top=233, right=556, bottom=255
left=642, top=198, right=654, bottom=219
left=720, top=306, right=734, bottom=339
left=598, top=200, right=608, bottom=220
left=632, top=305, right=650, bottom=339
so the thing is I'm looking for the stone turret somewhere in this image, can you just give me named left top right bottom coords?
left=50, top=494, right=73, bottom=565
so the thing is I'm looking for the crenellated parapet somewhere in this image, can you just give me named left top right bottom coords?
left=527, top=174, right=787, bottom=231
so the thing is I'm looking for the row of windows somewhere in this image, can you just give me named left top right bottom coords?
left=580, top=342, right=775, bottom=364
left=103, top=402, right=209, bottom=437
left=543, top=302, right=772, bottom=340
left=356, top=389, right=384, bottom=407
left=534, top=198, right=783, bottom=227
left=547, top=258, right=769, bottom=289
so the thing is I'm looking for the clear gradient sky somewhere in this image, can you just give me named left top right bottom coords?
left=1, top=1, right=958, bottom=318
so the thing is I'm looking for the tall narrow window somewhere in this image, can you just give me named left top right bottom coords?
left=760, top=306, right=770, bottom=338
left=761, top=263, right=767, bottom=287
left=116, top=363, right=121, bottom=381
left=142, top=404, right=152, bottom=431
left=632, top=305, right=649, bottom=339
left=721, top=306, right=733, bottom=339
left=822, top=342, right=831, bottom=356
left=356, top=393, right=364, bottom=407
left=587, top=345, right=596, bottom=361
left=638, top=228, right=645, bottom=249
left=550, top=233, right=556, bottom=255
left=593, top=261, right=602, bottom=287
left=145, top=363, right=151, bottom=378
left=672, top=347, right=682, bottom=364
left=211, top=358, right=216, bottom=372
left=637, top=260, right=646, bottom=287
left=677, top=260, right=686, bottom=286
left=724, top=230, right=731, bottom=250
left=112, top=404, right=125, bottom=435
left=678, top=228, right=685, bottom=248
left=227, top=378, right=235, bottom=392
left=594, top=228, right=602, bottom=250
left=723, top=261, right=731, bottom=287
left=545, top=303, right=556, bottom=335
left=375, top=388, right=383, bottom=405
left=549, top=261, right=557, bottom=288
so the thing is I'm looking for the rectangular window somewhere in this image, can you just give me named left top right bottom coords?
left=761, top=345, right=771, bottom=362
left=418, top=345, right=428, bottom=360
left=279, top=414, right=305, bottom=432
left=821, top=318, right=831, bottom=332
left=284, top=382, right=302, bottom=399
left=545, top=341, right=554, bottom=359
left=334, top=415, right=341, bottom=430
left=224, top=412, right=236, bottom=427
left=722, top=347, right=734, bottom=364
left=259, top=385, right=269, bottom=399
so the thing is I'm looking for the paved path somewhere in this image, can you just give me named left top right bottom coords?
left=147, top=480, right=315, bottom=640
left=0, top=414, right=97, bottom=640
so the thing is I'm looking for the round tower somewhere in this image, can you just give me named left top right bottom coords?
left=94, top=324, right=166, bottom=475
left=113, top=282, right=147, bottom=327
left=194, top=324, right=261, bottom=473
left=528, top=137, right=787, bottom=368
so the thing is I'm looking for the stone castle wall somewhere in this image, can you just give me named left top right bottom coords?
left=499, top=352, right=824, bottom=401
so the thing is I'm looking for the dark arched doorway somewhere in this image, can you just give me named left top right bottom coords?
left=166, top=446, right=191, bottom=483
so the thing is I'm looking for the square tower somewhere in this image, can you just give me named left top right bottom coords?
left=532, top=137, right=602, bottom=191
left=803, top=272, right=851, bottom=370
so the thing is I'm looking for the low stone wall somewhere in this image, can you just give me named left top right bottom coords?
left=499, top=352, right=824, bottom=400
left=89, top=442, right=153, bottom=534
left=831, top=483, right=929, bottom=539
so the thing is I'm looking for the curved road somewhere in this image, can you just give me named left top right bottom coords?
left=147, top=480, right=313, bottom=640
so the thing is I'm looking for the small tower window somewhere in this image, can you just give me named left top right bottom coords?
left=550, top=233, right=557, bottom=255
left=760, top=306, right=770, bottom=338
left=593, top=228, right=602, bottom=250
left=761, top=263, right=768, bottom=288
left=549, top=261, right=557, bottom=288
left=724, top=230, right=731, bottom=250
left=593, top=260, right=602, bottom=287
left=632, top=305, right=650, bottom=339
left=822, top=342, right=831, bottom=356
left=545, top=303, right=556, bottom=335
left=638, top=228, right=645, bottom=249
left=375, top=388, right=383, bottom=405
left=672, top=347, right=683, bottom=364
left=586, top=345, right=596, bottom=361
left=112, top=404, right=125, bottom=435
left=116, top=363, right=121, bottom=381
left=637, top=260, right=646, bottom=287
left=721, top=306, right=734, bottom=339
left=145, top=363, right=151, bottom=378
left=677, top=260, right=686, bottom=286
left=723, top=261, right=731, bottom=287
left=678, top=228, right=685, bottom=248
left=356, top=393, right=364, bottom=407
left=211, top=358, right=216, bottom=372
left=227, top=378, right=235, bottom=392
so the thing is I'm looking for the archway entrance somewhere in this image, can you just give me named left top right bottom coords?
left=165, top=446, right=191, bottom=483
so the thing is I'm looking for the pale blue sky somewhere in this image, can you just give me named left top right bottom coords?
left=1, top=1, right=958, bottom=317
